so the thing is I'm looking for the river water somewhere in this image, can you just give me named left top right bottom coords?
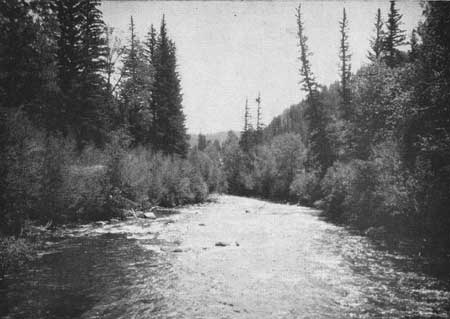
left=1, top=195, right=449, bottom=318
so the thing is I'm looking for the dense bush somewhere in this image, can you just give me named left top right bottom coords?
left=319, top=141, right=416, bottom=232
left=222, top=132, right=306, bottom=199
left=289, top=169, right=320, bottom=205
left=133, top=152, right=208, bottom=207
left=0, top=111, right=212, bottom=235
left=189, top=147, right=227, bottom=193
left=320, top=161, right=356, bottom=219
left=0, top=110, right=45, bottom=235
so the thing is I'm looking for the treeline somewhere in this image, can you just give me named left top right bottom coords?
left=0, top=0, right=218, bottom=239
left=220, top=1, right=450, bottom=244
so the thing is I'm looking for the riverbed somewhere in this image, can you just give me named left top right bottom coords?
left=1, top=195, right=449, bottom=318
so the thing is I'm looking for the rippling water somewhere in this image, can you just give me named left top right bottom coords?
left=1, top=195, right=449, bottom=318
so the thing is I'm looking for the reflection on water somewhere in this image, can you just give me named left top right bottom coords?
left=1, top=196, right=449, bottom=318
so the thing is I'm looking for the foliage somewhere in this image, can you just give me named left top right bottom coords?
left=289, top=170, right=320, bottom=205
left=368, top=9, right=385, bottom=62
left=339, top=8, right=352, bottom=120
left=383, top=0, right=406, bottom=67
left=228, top=1, right=450, bottom=245
left=150, top=16, right=189, bottom=156
left=119, top=17, right=154, bottom=147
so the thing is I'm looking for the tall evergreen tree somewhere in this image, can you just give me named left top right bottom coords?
left=152, top=16, right=188, bottom=156
left=384, top=1, right=406, bottom=67
left=296, top=5, right=319, bottom=100
left=296, top=4, right=334, bottom=172
left=240, top=97, right=254, bottom=151
left=145, top=24, right=157, bottom=64
left=54, top=0, right=109, bottom=146
left=407, top=2, right=450, bottom=170
left=120, top=16, right=154, bottom=146
left=0, top=1, right=55, bottom=112
left=255, top=92, right=263, bottom=144
left=339, top=8, right=352, bottom=120
left=368, top=8, right=385, bottom=62
left=78, top=0, right=109, bottom=145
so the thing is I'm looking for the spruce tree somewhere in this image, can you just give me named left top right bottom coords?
left=239, top=97, right=254, bottom=151
left=152, top=15, right=188, bottom=156
left=339, top=8, right=352, bottom=120
left=120, top=16, right=154, bottom=146
left=409, top=2, right=450, bottom=169
left=78, top=0, right=109, bottom=145
left=54, top=0, right=109, bottom=146
left=296, top=4, right=334, bottom=172
left=368, top=8, right=385, bottom=62
left=255, top=92, right=263, bottom=144
left=384, top=0, right=406, bottom=67
left=145, top=24, right=157, bottom=65
left=296, top=5, right=318, bottom=100
left=0, top=1, right=54, bottom=111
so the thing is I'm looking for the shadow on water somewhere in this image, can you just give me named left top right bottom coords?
left=0, top=231, right=176, bottom=319
left=317, top=210, right=450, bottom=280
left=315, top=212, right=450, bottom=318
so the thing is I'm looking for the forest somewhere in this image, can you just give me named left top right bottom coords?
left=215, top=1, right=450, bottom=249
left=1, top=0, right=450, bottom=279
left=0, top=0, right=223, bottom=276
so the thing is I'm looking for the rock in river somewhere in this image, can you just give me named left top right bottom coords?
left=143, top=212, right=156, bottom=219
left=215, top=241, right=229, bottom=247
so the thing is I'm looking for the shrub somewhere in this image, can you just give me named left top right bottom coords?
left=0, top=110, right=210, bottom=231
left=320, top=161, right=357, bottom=219
left=154, top=156, right=208, bottom=207
left=1, top=109, right=46, bottom=234
left=37, top=134, right=76, bottom=223
left=319, top=141, right=414, bottom=231
left=289, top=169, right=320, bottom=204
left=115, top=149, right=208, bottom=208
left=188, top=149, right=222, bottom=193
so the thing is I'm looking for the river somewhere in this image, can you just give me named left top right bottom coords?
left=1, top=195, right=449, bottom=318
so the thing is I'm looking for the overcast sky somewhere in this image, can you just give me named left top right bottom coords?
left=101, top=1, right=423, bottom=134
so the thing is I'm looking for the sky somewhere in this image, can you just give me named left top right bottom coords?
left=101, top=1, right=423, bottom=134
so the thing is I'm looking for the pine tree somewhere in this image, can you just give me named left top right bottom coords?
left=339, top=8, right=352, bottom=120
left=408, top=2, right=450, bottom=169
left=0, top=1, right=55, bottom=111
left=120, top=16, right=154, bottom=146
left=240, top=97, right=254, bottom=151
left=122, top=16, right=138, bottom=83
left=54, top=0, right=109, bottom=146
left=296, top=4, right=334, bottom=172
left=78, top=0, right=109, bottom=145
left=255, top=92, right=263, bottom=144
left=145, top=24, right=157, bottom=64
left=384, top=1, right=406, bottom=67
left=296, top=5, right=319, bottom=100
left=144, top=24, right=158, bottom=128
left=151, top=15, right=188, bottom=156
left=368, top=8, right=385, bottom=62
